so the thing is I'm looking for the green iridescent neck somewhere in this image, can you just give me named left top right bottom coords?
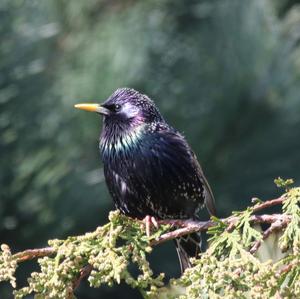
left=100, top=124, right=145, bottom=153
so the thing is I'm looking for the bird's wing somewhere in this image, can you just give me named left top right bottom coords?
left=191, top=151, right=216, bottom=216
left=143, top=123, right=216, bottom=216
left=156, top=127, right=216, bottom=216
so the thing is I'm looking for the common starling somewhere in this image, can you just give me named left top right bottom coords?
left=75, top=88, right=216, bottom=272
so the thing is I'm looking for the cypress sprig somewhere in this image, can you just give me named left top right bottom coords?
left=1, top=187, right=300, bottom=298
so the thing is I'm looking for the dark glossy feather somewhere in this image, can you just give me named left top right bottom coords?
left=98, top=88, right=216, bottom=272
left=101, top=122, right=213, bottom=219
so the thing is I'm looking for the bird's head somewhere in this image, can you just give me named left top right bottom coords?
left=75, top=88, right=163, bottom=129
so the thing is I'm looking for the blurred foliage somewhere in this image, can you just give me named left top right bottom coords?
left=1, top=0, right=300, bottom=297
left=1, top=188, right=300, bottom=298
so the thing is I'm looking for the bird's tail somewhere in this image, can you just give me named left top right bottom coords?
left=174, top=232, right=201, bottom=273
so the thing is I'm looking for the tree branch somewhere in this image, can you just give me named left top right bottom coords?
left=10, top=215, right=290, bottom=264
left=252, top=195, right=286, bottom=212
left=5, top=195, right=288, bottom=294
left=249, top=216, right=288, bottom=254
left=153, top=213, right=290, bottom=246
left=72, top=264, right=93, bottom=290
left=13, top=247, right=55, bottom=262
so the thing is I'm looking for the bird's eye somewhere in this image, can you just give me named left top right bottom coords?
left=114, top=104, right=121, bottom=112
left=105, top=104, right=121, bottom=112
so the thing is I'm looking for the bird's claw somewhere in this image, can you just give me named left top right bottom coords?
left=142, top=215, right=159, bottom=237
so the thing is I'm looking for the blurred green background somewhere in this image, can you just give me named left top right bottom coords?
left=1, top=0, right=300, bottom=298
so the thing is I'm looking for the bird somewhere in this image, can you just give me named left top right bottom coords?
left=75, top=88, right=216, bottom=273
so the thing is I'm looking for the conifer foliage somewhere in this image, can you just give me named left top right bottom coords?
left=1, top=182, right=300, bottom=298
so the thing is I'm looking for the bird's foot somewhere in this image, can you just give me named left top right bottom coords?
left=142, top=215, right=158, bottom=237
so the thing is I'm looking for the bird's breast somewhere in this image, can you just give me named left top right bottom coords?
left=100, top=124, right=145, bottom=155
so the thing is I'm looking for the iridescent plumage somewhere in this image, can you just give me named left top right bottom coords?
left=97, top=88, right=216, bottom=272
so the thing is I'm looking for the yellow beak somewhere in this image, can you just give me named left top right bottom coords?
left=74, top=103, right=109, bottom=115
